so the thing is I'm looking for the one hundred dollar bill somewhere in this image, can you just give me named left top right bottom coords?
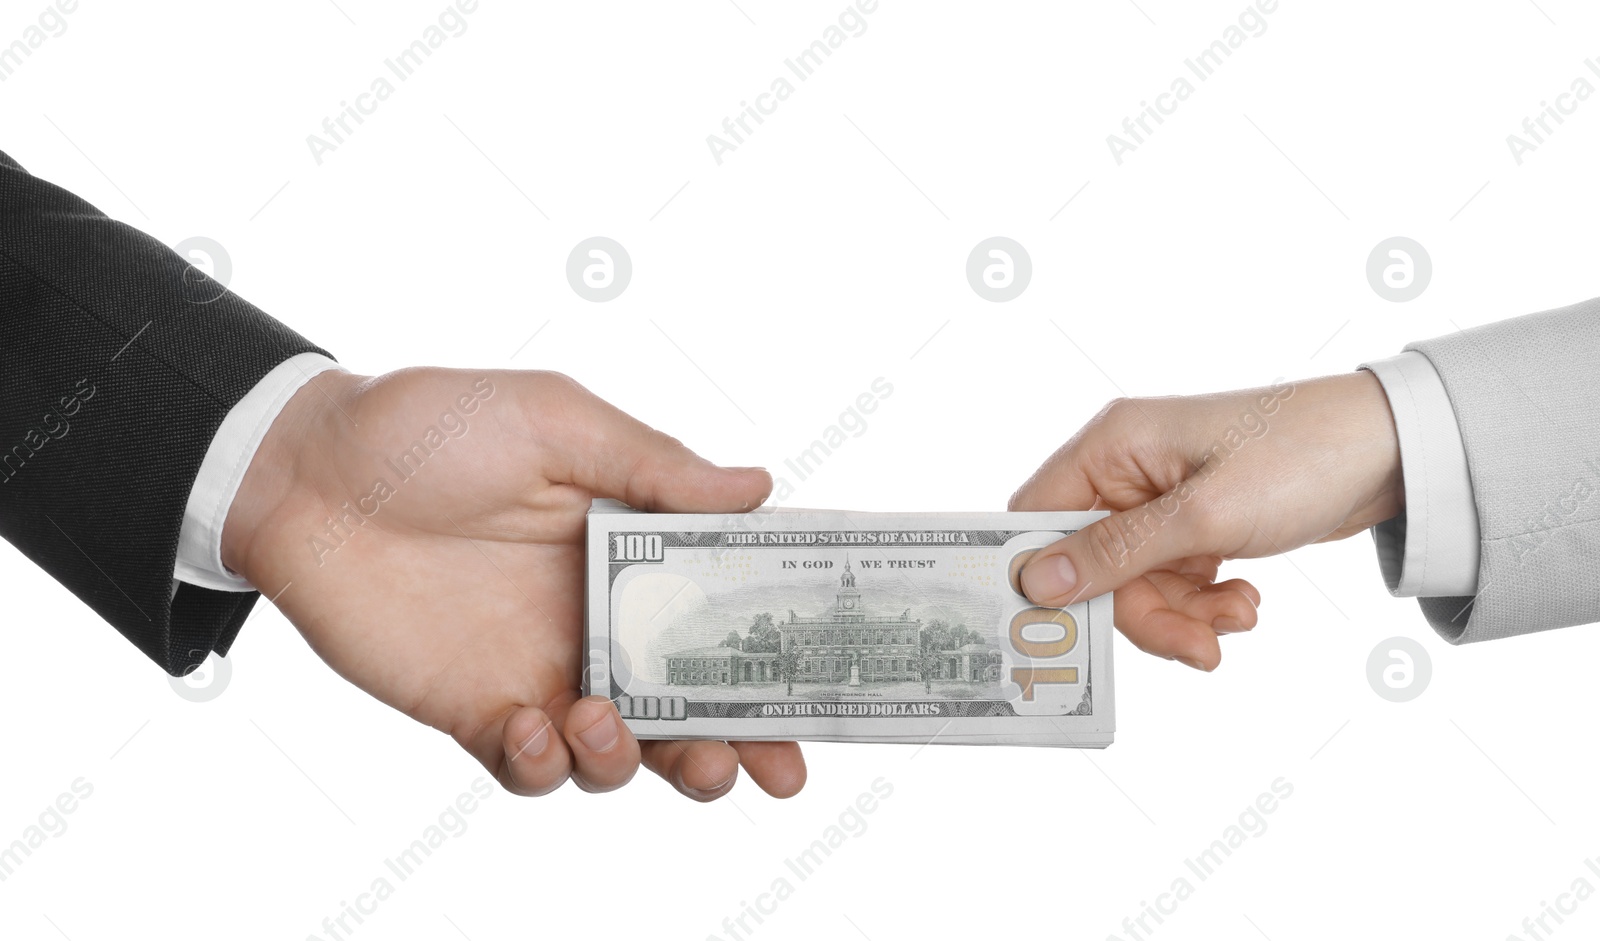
left=584, top=503, right=1113, bottom=747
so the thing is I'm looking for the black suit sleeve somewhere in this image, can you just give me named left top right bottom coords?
left=0, top=149, right=332, bottom=676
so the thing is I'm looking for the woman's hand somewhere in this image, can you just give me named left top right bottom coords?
left=1010, top=371, right=1403, bottom=671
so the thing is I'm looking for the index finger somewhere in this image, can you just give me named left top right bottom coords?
left=1008, top=435, right=1101, bottom=513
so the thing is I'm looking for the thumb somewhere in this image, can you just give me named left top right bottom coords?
left=1019, top=487, right=1209, bottom=607
left=538, top=373, right=772, bottom=513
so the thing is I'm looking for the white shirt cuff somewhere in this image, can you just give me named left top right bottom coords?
left=174, top=353, right=346, bottom=592
left=1360, top=351, right=1480, bottom=597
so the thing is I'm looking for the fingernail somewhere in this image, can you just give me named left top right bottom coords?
left=1177, top=656, right=1208, bottom=671
left=728, top=466, right=767, bottom=474
left=1214, top=616, right=1244, bottom=633
left=516, top=722, right=551, bottom=759
left=576, top=712, right=620, bottom=753
left=1023, top=555, right=1077, bottom=601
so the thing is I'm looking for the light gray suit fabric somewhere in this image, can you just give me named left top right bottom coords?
left=1404, top=297, right=1600, bottom=643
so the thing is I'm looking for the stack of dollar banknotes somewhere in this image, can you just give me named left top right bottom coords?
left=585, top=502, right=1114, bottom=748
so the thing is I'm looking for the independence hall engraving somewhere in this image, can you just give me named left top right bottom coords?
left=664, top=559, right=1000, bottom=686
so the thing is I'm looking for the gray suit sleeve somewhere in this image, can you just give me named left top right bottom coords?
left=1405, top=297, right=1600, bottom=643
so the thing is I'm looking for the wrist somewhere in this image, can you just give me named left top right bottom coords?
left=221, top=370, right=365, bottom=585
left=1341, top=367, right=1405, bottom=521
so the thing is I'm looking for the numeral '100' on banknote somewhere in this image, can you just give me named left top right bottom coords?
left=584, top=505, right=1114, bottom=747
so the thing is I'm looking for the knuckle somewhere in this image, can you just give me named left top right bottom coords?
left=655, top=429, right=689, bottom=454
left=1096, top=397, right=1139, bottom=427
left=1083, top=517, right=1135, bottom=573
left=531, top=369, right=583, bottom=396
left=1121, top=626, right=1170, bottom=658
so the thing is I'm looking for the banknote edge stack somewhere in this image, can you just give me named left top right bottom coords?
left=584, top=502, right=1114, bottom=748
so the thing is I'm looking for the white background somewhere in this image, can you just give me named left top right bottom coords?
left=2, top=1, right=1598, bottom=939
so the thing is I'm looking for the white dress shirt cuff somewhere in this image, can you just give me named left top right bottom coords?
left=174, top=353, right=346, bottom=592
left=1360, top=351, right=1480, bottom=597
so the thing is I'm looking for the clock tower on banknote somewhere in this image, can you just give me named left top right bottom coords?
left=834, top=557, right=864, bottom=622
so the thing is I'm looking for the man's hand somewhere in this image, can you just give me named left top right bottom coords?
left=1009, top=371, right=1404, bottom=671
left=220, top=367, right=806, bottom=801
